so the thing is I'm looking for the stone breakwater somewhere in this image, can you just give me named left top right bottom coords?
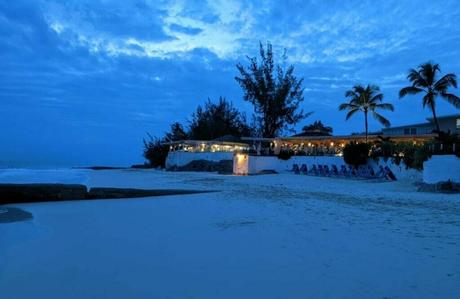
left=0, top=183, right=216, bottom=204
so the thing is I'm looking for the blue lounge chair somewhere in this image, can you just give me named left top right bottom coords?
left=331, top=165, right=339, bottom=176
left=310, top=164, right=319, bottom=175
left=292, top=164, right=300, bottom=174
left=323, top=165, right=331, bottom=176
left=300, top=164, right=308, bottom=174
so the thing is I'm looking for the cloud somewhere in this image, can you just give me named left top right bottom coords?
left=1, top=0, right=460, bottom=166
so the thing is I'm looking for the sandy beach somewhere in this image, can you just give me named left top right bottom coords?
left=1, top=169, right=459, bottom=298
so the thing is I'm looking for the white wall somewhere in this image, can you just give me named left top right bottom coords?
left=368, top=159, right=422, bottom=181
left=243, top=155, right=421, bottom=181
left=165, top=152, right=233, bottom=169
left=247, top=156, right=344, bottom=174
left=423, top=155, right=460, bottom=184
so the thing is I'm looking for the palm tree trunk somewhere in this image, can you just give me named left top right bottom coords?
left=364, top=110, right=368, bottom=142
left=430, top=102, right=441, bottom=133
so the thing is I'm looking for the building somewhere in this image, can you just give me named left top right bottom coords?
left=382, top=113, right=460, bottom=136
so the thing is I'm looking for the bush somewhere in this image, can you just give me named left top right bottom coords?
left=370, top=140, right=433, bottom=170
left=343, top=142, right=370, bottom=167
left=413, top=144, right=432, bottom=170
left=277, top=149, right=294, bottom=160
left=143, top=135, right=169, bottom=168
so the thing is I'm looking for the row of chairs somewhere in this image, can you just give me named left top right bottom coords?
left=291, top=163, right=397, bottom=181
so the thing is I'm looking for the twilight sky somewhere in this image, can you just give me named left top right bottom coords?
left=1, top=0, right=460, bottom=167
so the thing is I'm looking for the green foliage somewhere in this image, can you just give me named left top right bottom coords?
left=277, top=149, right=294, bottom=160
left=300, top=120, right=333, bottom=136
left=235, top=41, right=310, bottom=137
left=343, top=142, right=371, bottom=167
left=189, top=97, right=253, bottom=140
left=371, top=140, right=432, bottom=170
left=143, top=134, right=169, bottom=168
left=165, top=122, right=188, bottom=141
left=434, top=131, right=460, bottom=157
left=338, top=84, right=394, bottom=140
left=399, top=62, right=460, bottom=132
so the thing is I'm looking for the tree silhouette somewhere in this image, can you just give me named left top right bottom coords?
left=235, top=41, right=310, bottom=137
left=399, top=62, right=460, bottom=132
left=339, top=84, right=394, bottom=141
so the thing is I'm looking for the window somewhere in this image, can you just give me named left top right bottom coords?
left=410, top=128, right=417, bottom=135
left=404, top=128, right=410, bottom=135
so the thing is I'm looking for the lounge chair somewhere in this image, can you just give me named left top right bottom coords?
left=318, top=165, right=325, bottom=176
left=310, top=164, right=319, bottom=175
left=300, top=164, right=308, bottom=174
left=384, top=166, right=397, bottom=181
left=323, top=165, right=331, bottom=176
left=338, top=165, right=348, bottom=176
left=331, top=165, right=339, bottom=176
left=292, top=164, right=300, bottom=174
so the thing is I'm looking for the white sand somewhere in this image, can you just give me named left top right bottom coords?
left=1, top=169, right=459, bottom=298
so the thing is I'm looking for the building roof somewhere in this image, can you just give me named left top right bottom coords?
left=426, top=113, right=460, bottom=121
left=383, top=113, right=460, bottom=131
left=162, top=139, right=249, bottom=147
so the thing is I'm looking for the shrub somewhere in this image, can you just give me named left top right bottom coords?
left=277, top=149, right=294, bottom=160
left=371, top=141, right=433, bottom=170
left=143, top=135, right=169, bottom=168
left=343, top=142, right=370, bottom=167
left=413, top=144, right=432, bottom=170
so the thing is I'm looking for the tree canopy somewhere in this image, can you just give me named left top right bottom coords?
left=188, top=97, right=252, bottom=140
left=298, top=120, right=333, bottom=136
left=235, top=41, right=309, bottom=137
left=399, top=62, right=460, bottom=132
left=339, top=84, right=394, bottom=141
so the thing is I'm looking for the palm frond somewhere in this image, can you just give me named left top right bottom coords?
left=372, top=112, right=391, bottom=127
left=344, top=90, right=357, bottom=98
left=370, top=93, right=383, bottom=103
left=399, top=86, right=423, bottom=98
left=441, top=93, right=460, bottom=108
left=338, top=103, right=356, bottom=111
left=434, top=73, right=457, bottom=91
left=407, top=69, right=428, bottom=88
left=345, top=108, right=360, bottom=120
left=374, top=103, right=394, bottom=111
left=420, top=62, right=440, bottom=86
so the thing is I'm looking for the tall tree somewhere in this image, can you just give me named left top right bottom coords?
left=339, top=84, right=394, bottom=141
left=188, top=97, right=252, bottom=140
left=399, top=62, right=460, bottom=132
left=165, top=122, right=188, bottom=141
left=235, top=41, right=309, bottom=137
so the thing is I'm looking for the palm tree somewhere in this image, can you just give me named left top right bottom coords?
left=339, top=84, right=394, bottom=141
left=399, top=62, right=460, bottom=132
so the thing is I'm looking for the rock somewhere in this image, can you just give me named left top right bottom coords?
left=0, top=184, right=216, bottom=204
left=0, top=207, right=33, bottom=223
left=417, top=181, right=460, bottom=193
left=0, top=184, right=88, bottom=204
left=87, top=188, right=214, bottom=199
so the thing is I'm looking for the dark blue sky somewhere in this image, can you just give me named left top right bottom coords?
left=1, top=0, right=460, bottom=167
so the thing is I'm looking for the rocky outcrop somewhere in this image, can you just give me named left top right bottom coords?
left=0, top=184, right=87, bottom=204
left=0, top=207, right=33, bottom=223
left=87, top=188, right=213, bottom=199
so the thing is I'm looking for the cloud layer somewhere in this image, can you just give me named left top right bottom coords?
left=1, top=0, right=460, bottom=166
